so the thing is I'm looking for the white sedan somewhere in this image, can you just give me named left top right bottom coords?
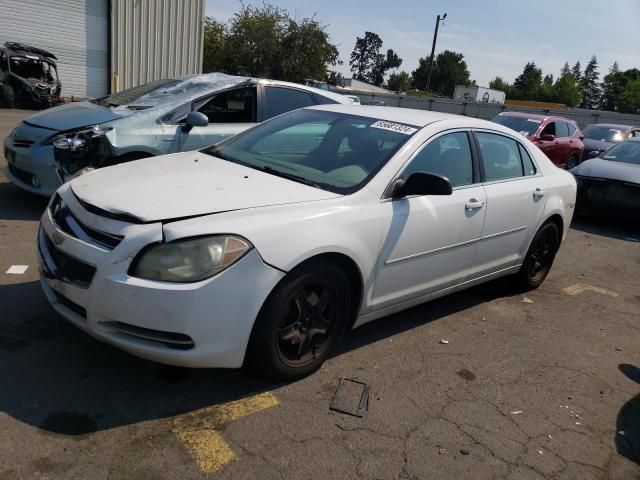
left=37, top=105, right=577, bottom=379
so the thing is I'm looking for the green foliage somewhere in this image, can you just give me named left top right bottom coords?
left=617, top=77, right=640, bottom=114
left=386, top=71, right=411, bottom=92
left=202, top=3, right=341, bottom=83
left=512, top=62, right=543, bottom=99
left=411, top=50, right=471, bottom=96
left=349, top=32, right=402, bottom=86
left=580, top=55, right=601, bottom=109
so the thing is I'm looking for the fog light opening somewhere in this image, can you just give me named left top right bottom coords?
left=31, top=175, right=41, bottom=188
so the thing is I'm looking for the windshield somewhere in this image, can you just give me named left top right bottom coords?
left=583, top=125, right=627, bottom=143
left=206, top=109, right=418, bottom=193
left=601, top=141, right=640, bottom=165
left=491, top=115, right=541, bottom=136
left=9, top=56, right=57, bottom=82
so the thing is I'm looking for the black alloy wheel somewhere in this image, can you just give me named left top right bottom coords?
left=517, top=222, right=559, bottom=289
left=247, top=260, right=352, bottom=380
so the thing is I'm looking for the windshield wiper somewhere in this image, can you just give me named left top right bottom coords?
left=260, top=166, right=320, bottom=188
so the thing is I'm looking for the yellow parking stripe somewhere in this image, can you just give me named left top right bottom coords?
left=173, top=392, right=279, bottom=474
left=562, top=283, right=620, bottom=298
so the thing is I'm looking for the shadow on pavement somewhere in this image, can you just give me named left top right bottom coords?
left=571, top=214, right=640, bottom=242
left=0, top=181, right=48, bottom=221
left=616, top=364, right=640, bottom=464
left=0, top=276, right=520, bottom=436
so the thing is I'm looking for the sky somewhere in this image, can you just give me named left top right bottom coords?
left=205, top=0, right=640, bottom=86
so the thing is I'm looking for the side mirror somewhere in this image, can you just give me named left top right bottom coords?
left=392, top=172, right=453, bottom=198
left=588, top=150, right=600, bottom=158
left=184, top=111, right=209, bottom=130
left=540, top=133, right=555, bottom=142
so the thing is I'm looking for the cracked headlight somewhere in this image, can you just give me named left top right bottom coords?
left=52, top=125, right=113, bottom=151
left=130, top=235, right=252, bottom=283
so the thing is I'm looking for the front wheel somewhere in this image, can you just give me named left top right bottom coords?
left=515, top=222, right=560, bottom=290
left=246, top=260, right=352, bottom=380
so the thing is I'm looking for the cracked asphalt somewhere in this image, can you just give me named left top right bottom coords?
left=1, top=109, right=639, bottom=479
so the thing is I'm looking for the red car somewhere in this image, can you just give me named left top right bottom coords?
left=491, top=112, right=584, bottom=169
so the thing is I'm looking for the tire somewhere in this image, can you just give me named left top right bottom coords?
left=0, top=84, right=15, bottom=109
left=565, top=154, right=579, bottom=170
left=246, top=260, right=352, bottom=380
left=515, top=222, right=560, bottom=290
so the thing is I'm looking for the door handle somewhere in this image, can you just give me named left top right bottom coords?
left=465, top=199, right=485, bottom=210
left=533, top=188, right=545, bottom=198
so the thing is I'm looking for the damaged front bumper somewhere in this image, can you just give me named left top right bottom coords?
left=37, top=185, right=285, bottom=368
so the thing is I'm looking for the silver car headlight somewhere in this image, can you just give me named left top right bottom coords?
left=130, top=235, right=252, bottom=283
left=52, top=125, right=113, bottom=151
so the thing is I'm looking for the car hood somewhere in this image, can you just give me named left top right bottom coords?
left=70, top=152, right=341, bottom=222
left=582, top=138, right=613, bottom=152
left=572, top=158, right=640, bottom=184
left=23, top=101, right=126, bottom=131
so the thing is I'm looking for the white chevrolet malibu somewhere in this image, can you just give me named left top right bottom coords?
left=38, top=105, right=577, bottom=379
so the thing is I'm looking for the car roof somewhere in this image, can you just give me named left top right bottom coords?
left=585, top=123, right=635, bottom=130
left=308, top=104, right=498, bottom=128
left=498, top=111, right=576, bottom=123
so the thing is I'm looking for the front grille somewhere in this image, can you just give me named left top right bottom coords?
left=578, top=177, right=640, bottom=209
left=50, top=195, right=123, bottom=249
left=44, top=234, right=96, bottom=288
left=100, top=321, right=195, bottom=350
left=8, top=164, right=35, bottom=185
left=13, top=139, right=34, bottom=148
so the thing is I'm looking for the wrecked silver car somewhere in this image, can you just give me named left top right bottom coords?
left=3, top=73, right=353, bottom=196
left=571, top=137, right=640, bottom=217
left=0, top=42, right=62, bottom=109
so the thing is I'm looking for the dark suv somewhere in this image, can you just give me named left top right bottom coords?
left=491, top=112, right=584, bottom=169
left=0, top=42, right=62, bottom=109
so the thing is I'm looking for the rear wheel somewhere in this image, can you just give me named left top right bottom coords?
left=516, top=222, right=560, bottom=290
left=246, top=260, right=352, bottom=380
left=0, top=84, right=15, bottom=109
left=565, top=154, right=579, bottom=170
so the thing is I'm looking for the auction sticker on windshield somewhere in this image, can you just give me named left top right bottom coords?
left=370, top=121, right=418, bottom=135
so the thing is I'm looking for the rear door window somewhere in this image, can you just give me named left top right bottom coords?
left=264, top=87, right=316, bottom=120
left=540, top=122, right=556, bottom=137
left=476, top=132, right=528, bottom=181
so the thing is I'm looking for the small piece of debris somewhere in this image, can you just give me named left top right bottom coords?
left=537, top=449, right=544, bottom=455
left=6, top=265, right=28, bottom=274
left=618, top=430, right=625, bottom=436
left=521, top=297, right=534, bottom=304
left=547, top=434, right=552, bottom=440
left=510, top=411, right=523, bottom=415
left=615, top=347, right=623, bottom=352
left=438, top=447, right=446, bottom=455
left=460, top=448, right=470, bottom=456
left=439, top=339, right=449, bottom=344
left=575, top=421, right=583, bottom=426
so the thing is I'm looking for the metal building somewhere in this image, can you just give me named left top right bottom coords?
left=0, top=0, right=204, bottom=99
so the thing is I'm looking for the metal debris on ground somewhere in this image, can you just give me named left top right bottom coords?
left=439, top=339, right=449, bottom=344
left=6, top=265, right=28, bottom=274
left=510, top=410, right=523, bottom=415
left=521, top=297, right=534, bottom=304
left=330, top=378, right=370, bottom=418
left=460, top=448, right=470, bottom=455
left=537, top=449, right=544, bottom=455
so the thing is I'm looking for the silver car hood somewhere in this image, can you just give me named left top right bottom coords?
left=70, top=152, right=340, bottom=222
left=572, top=158, right=640, bottom=184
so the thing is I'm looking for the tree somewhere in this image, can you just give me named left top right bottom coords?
left=387, top=71, right=411, bottom=91
left=349, top=33, right=402, bottom=86
left=488, top=76, right=510, bottom=92
left=572, top=61, right=582, bottom=82
left=202, top=18, right=229, bottom=73
left=201, top=3, right=341, bottom=83
left=560, top=62, right=571, bottom=78
left=552, top=73, right=582, bottom=107
left=411, top=50, right=471, bottom=96
left=600, top=61, right=623, bottom=111
left=580, top=55, right=601, bottom=109
left=618, top=77, right=640, bottom=114
left=512, top=62, right=543, bottom=99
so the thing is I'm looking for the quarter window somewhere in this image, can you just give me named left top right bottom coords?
left=477, top=132, right=533, bottom=181
left=402, top=132, right=474, bottom=187
left=198, top=87, right=257, bottom=123
left=567, top=123, right=577, bottom=136
left=264, top=87, right=316, bottom=120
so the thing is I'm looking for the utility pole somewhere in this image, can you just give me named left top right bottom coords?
left=426, top=13, right=447, bottom=92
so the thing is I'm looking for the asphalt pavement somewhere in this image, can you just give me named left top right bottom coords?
left=0, top=108, right=639, bottom=479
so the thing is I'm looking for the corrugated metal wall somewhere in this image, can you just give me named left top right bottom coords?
left=110, top=0, right=205, bottom=92
left=0, top=0, right=109, bottom=98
